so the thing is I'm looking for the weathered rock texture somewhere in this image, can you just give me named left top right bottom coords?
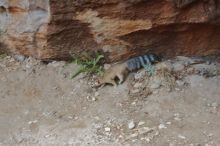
left=0, top=0, right=49, bottom=57
left=0, top=0, right=220, bottom=62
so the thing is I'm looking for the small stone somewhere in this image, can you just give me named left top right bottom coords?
left=152, top=90, right=159, bottom=94
left=158, top=124, right=167, bottom=129
left=128, top=121, right=136, bottom=129
left=138, top=121, right=145, bottom=126
left=169, top=143, right=175, bottom=146
left=104, top=127, right=111, bottom=132
left=86, top=96, right=97, bottom=101
left=178, top=134, right=186, bottom=139
left=130, top=89, right=139, bottom=94
left=126, top=132, right=139, bottom=139
left=9, top=57, right=15, bottom=62
left=74, top=116, right=79, bottom=120
left=134, top=71, right=145, bottom=80
left=173, top=62, right=185, bottom=72
left=133, top=82, right=143, bottom=88
left=104, top=64, right=111, bottom=70
left=150, top=80, right=161, bottom=89
left=176, top=56, right=195, bottom=65
left=211, top=102, right=218, bottom=108
left=48, top=61, right=65, bottom=68
left=131, top=101, right=136, bottom=105
left=176, top=80, right=185, bottom=86
left=14, top=54, right=25, bottom=62
left=156, top=62, right=172, bottom=72
left=25, top=64, right=31, bottom=69
left=28, top=120, right=38, bottom=124
left=207, top=133, right=213, bottom=137
left=166, top=121, right=172, bottom=125
left=91, top=97, right=97, bottom=101
left=174, top=117, right=181, bottom=121
left=174, top=113, right=181, bottom=121
left=187, top=67, right=194, bottom=73
left=67, top=116, right=73, bottom=119
left=86, top=96, right=90, bottom=100
left=94, top=92, right=99, bottom=97
left=138, top=127, right=153, bottom=135
left=145, top=138, right=151, bottom=143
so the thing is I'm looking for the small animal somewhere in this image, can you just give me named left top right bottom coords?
left=97, top=54, right=160, bottom=87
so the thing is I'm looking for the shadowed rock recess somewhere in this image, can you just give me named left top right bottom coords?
left=0, top=0, right=220, bottom=62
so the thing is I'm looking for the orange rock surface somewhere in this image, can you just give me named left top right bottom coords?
left=0, top=0, right=220, bottom=62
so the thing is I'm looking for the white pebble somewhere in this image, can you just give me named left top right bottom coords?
left=28, top=120, right=38, bottom=124
left=138, top=121, right=145, bottom=126
left=158, top=124, right=167, bottom=129
left=94, top=92, right=99, bottom=97
left=150, top=79, right=161, bottom=89
left=14, top=54, right=25, bottom=62
left=178, top=134, right=186, bottom=139
left=133, top=82, right=143, bottom=88
left=174, top=117, right=181, bottom=121
left=131, top=101, right=136, bottom=105
left=208, top=133, right=213, bottom=137
left=173, top=63, right=185, bottom=72
left=166, top=121, right=172, bottom=125
left=176, top=80, right=185, bottom=86
left=134, top=71, right=145, bottom=80
left=138, top=127, right=152, bottom=135
left=130, top=89, right=139, bottom=94
left=104, top=64, right=111, bottom=70
left=104, top=127, right=111, bottom=132
left=211, top=102, right=218, bottom=108
left=128, top=121, right=136, bottom=129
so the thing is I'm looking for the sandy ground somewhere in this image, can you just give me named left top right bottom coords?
left=0, top=55, right=220, bottom=146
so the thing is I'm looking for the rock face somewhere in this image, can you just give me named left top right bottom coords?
left=0, top=0, right=220, bottom=62
left=0, top=0, right=49, bottom=57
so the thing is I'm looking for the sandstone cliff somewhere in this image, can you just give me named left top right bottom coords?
left=0, top=0, right=220, bottom=62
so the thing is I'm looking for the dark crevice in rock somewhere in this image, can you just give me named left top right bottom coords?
left=118, top=23, right=220, bottom=61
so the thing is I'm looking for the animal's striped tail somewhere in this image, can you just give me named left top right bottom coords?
left=127, top=54, right=160, bottom=71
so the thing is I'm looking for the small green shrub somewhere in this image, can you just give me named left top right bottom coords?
left=143, top=63, right=155, bottom=76
left=70, top=51, right=104, bottom=79
left=0, top=53, right=7, bottom=59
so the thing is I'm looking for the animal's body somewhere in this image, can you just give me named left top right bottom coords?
left=97, top=54, right=160, bottom=87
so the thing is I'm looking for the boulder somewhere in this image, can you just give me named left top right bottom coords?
left=0, top=0, right=220, bottom=62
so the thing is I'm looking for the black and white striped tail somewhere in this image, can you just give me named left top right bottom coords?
left=127, top=54, right=160, bottom=71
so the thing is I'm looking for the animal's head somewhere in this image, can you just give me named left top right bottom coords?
left=93, top=76, right=105, bottom=88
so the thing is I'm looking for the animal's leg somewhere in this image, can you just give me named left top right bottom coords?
left=109, top=79, right=117, bottom=86
left=117, top=73, right=124, bottom=84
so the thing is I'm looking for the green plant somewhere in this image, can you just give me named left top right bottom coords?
left=143, top=63, right=155, bottom=76
left=0, top=53, right=7, bottom=59
left=70, top=51, right=104, bottom=79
